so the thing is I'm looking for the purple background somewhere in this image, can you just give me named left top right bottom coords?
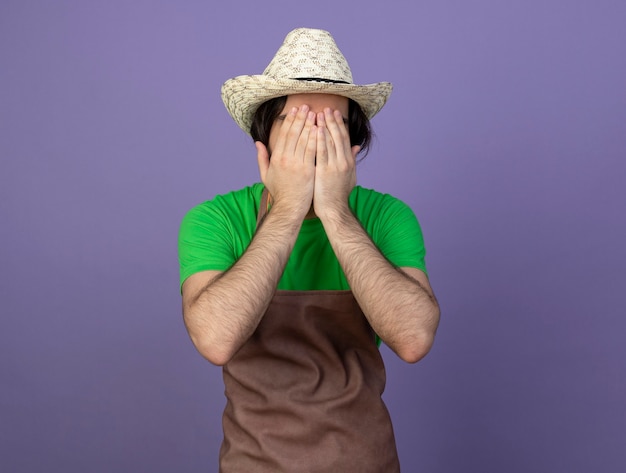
left=2, top=1, right=625, bottom=471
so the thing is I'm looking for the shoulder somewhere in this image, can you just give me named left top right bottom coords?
left=349, top=186, right=416, bottom=223
left=349, top=185, right=424, bottom=245
left=179, top=183, right=265, bottom=244
left=182, top=183, right=265, bottom=224
left=178, top=183, right=265, bottom=288
left=350, top=186, right=428, bottom=273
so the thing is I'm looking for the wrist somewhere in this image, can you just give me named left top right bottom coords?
left=269, top=198, right=309, bottom=223
left=317, top=201, right=353, bottom=227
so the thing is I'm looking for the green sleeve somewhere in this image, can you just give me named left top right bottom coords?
left=352, top=188, right=428, bottom=275
left=177, top=185, right=262, bottom=291
left=377, top=199, right=427, bottom=275
left=178, top=203, right=235, bottom=290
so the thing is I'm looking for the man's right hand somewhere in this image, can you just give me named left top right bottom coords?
left=183, top=105, right=321, bottom=365
left=255, top=104, right=317, bottom=220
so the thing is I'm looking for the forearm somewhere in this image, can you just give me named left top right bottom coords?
left=320, top=206, right=440, bottom=363
left=183, top=205, right=302, bottom=365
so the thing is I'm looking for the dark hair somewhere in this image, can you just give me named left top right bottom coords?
left=250, top=96, right=373, bottom=159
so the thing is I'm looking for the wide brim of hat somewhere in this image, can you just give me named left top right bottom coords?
left=221, top=75, right=393, bottom=134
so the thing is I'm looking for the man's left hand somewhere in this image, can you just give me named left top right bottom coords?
left=313, top=108, right=360, bottom=220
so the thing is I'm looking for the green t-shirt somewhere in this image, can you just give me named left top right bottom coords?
left=178, top=183, right=427, bottom=291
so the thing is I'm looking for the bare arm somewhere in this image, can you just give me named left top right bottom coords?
left=319, top=207, right=440, bottom=363
left=314, top=108, right=440, bottom=363
left=182, top=204, right=304, bottom=366
left=182, top=105, right=318, bottom=365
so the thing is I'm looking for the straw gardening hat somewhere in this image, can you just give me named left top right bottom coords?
left=221, top=28, right=393, bottom=134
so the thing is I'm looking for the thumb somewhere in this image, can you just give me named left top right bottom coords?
left=255, top=141, right=270, bottom=183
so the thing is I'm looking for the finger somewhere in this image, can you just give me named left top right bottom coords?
left=316, top=111, right=334, bottom=164
left=316, top=110, right=326, bottom=129
left=316, top=125, right=328, bottom=166
left=295, top=110, right=316, bottom=163
left=322, top=110, right=338, bottom=164
left=304, top=123, right=317, bottom=166
left=283, top=105, right=310, bottom=159
left=325, top=108, right=351, bottom=160
left=271, top=106, right=297, bottom=159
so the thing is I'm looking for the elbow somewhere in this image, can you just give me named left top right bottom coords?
left=183, top=310, right=236, bottom=366
left=396, top=307, right=440, bottom=364
left=190, top=335, right=235, bottom=366
left=396, top=332, right=436, bottom=364
left=203, top=351, right=233, bottom=367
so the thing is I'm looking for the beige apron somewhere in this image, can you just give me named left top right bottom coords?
left=219, top=190, right=400, bottom=472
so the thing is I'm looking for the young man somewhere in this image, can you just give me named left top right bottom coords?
left=178, top=28, right=439, bottom=472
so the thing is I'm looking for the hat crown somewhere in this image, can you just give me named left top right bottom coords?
left=263, top=28, right=354, bottom=84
